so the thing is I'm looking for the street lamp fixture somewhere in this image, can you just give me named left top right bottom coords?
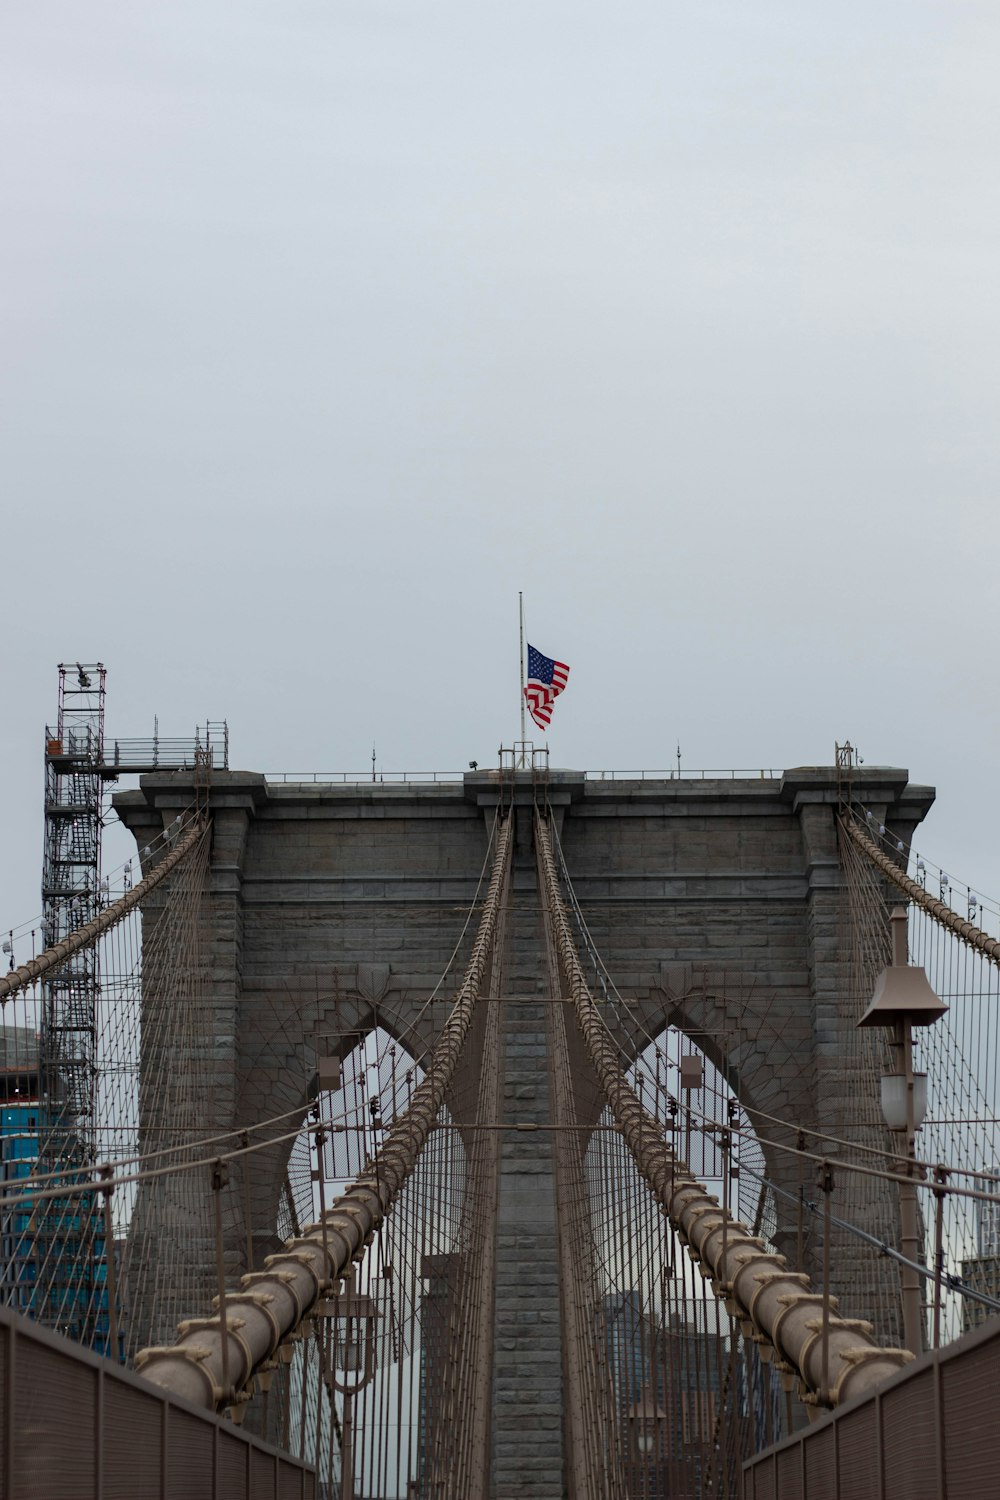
left=857, top=905, right=948, bottom=1356
left=628, top=1383, right=667, bottom=1459
left=321, top=1280, right=379, bottom=1500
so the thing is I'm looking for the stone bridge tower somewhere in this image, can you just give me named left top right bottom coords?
left=115, top=764, right=932, bottom=1485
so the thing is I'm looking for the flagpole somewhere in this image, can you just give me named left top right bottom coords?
left=519, top=591, right=526, bottom=748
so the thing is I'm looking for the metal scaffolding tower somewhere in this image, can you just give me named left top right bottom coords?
left=35, top=664, right=108, bottom=1346
left=41, top=663, right=107, bottom=1144
left=31, top=663, right=228, bottom=1349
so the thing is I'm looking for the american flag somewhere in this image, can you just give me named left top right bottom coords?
left=524, top=644, right=571, bottom=730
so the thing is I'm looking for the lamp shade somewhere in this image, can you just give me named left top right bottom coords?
left=880, top=1072, right=928, bottom=1132
left=858, top=966, right=948, bottom=1028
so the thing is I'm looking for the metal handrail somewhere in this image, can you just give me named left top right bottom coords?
left=263, top=767, right=782, bottom=785
left=264, top=771, right=467, bottom=785
left=583, top=767, right=780, bottom=781
left=47, top=732, right=229, bottom=774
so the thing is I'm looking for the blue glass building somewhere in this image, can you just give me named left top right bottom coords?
left=0, top=1025, right=115, bottom=1356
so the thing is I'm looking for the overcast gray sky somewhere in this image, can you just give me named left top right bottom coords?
left=3, top=2, right=999, bottom=930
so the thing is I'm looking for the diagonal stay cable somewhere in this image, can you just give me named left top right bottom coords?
left=844, top=814, right=1000, bottom=969
left=740, top=1160, right=1000, bottom=1317
left=0, top=815, right=207, bottom=1004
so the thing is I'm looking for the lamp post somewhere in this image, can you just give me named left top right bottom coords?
left=857, top=906, right=947, bottom=1356
left=628, top=1383, right=666, bottom=1495
left=324, top=1274, right=378, bottom=1500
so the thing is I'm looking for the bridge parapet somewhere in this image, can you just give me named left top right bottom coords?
left=743, top=1311, right=1000, bottom=1498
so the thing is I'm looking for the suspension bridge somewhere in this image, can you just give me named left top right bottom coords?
left=2, top=671, right=999, bottom=1498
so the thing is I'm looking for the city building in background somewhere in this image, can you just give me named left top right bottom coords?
left=961, top=1172, right=1000, bottom=1331
left=0, top=1024, right=114, bottom=1355
left=604, top=1292, right=730, bottom=1497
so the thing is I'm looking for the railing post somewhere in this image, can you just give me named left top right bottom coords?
left=211, top=1160, right=231, bottom=1407
left=932, top=1164, right=948, bottom=1349
left=818, top=1160, right=835, bottom=1402
left=720, top=1128, right=731, bottom=1297
left=6, top=1322, right=15, bottom=1500
left=797, top=1131, right=806, bottom=1265
left=99, top=1165, right=119, bottom=1363
left=241, top=1134, right=254, bottom=1276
